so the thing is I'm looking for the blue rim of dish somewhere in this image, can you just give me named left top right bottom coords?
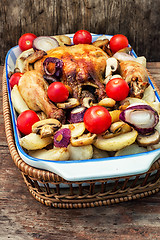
left=5, top=34, right=160, bottom=165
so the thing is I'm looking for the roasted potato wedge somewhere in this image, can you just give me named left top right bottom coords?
left=19, top=133, right=52, bottom=150
left=11, top=85, right=29, bottom=114
left=94, top=129, right=138, bottom=151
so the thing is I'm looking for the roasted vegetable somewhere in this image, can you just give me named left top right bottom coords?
left=54, top=128, right=71, bottom=148
left=43, top=57, right=63, bottom=78
left=68, top=106, right=86, bottom=123
left=119, top=104, right=159, bottom=134
left=33, top=36, right=59, bottom=51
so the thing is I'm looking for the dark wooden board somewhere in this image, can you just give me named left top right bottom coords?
left=0, top=0, right=160, bottom=65
left=1, top=63, right=160, bottom=239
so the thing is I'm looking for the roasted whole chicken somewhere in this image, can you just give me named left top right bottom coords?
left=34, top=44, right=109, bottom=100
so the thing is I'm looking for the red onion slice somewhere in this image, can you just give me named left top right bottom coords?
left=43, top=57, right=63, bottom=78
left=33, top=36, right=59, bottom=52
left=54, top=128, right=71, bottom=148
left=68, top=106, right=87, bottom=123
left=120, top=104, right=159, bottom=134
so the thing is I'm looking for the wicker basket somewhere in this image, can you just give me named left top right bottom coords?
left=3, top=67, right=160, bottom=208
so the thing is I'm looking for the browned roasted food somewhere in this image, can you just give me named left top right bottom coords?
left=119, top=60, right=149, bottom=98
left=18, top=70, right=65, bottom=122
left=34, top=44, right=109, bottom=101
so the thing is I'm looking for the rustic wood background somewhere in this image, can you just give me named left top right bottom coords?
left=0, top=0, right=160, bottom=65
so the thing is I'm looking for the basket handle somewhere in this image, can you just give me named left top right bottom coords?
left=19, top=149, right=160, bottom=181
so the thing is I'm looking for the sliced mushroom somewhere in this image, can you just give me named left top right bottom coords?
left=92, top=39, right=109, bottom=48
left=104, top=57, right=119, bottom=84
left=82, top=97, right=94, bottom=108
left=110, top=121, right=131, bottom=133
left=32, top=118, right=61, bottom=138
left=98, top=97, right=116, bottom=108
left=71, top=133, right=97, bottom=147
left=137, top=130, right=160, bottom=147
left=23, top=50, right=47, bottom=72
left=57, top=98, right=80, bottom=109
left=102, top=122, right=132, bottom=139
left=92, top=38, right=112, bottom=56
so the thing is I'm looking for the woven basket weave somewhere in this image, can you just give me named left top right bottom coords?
left=3, top=66, right=160, bottom=208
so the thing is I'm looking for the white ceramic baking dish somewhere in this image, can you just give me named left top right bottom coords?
left=5, top=33, right=160, bottom=181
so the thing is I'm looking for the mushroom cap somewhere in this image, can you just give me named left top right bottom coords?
left=137, top=130, right=160, bottom=147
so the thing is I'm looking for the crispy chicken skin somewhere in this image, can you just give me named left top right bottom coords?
left=18, top=70, right=65, bottom=122
left=34, top=44, right=109, bottom=100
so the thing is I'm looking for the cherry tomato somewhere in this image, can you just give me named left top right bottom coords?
left=9, top=72, right=23, bottom=89
left=83, top=106, right=112, bottom=134
left=47, top=82, right=69, bottom=103
left=105, top=78, right=129, bottom=101
left=18, top=33, right=37, bottom=51
left=17, top=110, right=40, bottom=135
left=73, top=30, right=92, bottom=45
left=109, top=34, right=129, bottom=53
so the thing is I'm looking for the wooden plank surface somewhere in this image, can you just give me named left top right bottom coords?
left=1, top=63, right=160, bottom=239
left=0, top=0, right=160, bottom=64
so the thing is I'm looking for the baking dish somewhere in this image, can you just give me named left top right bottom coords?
left=5, top=33, right=160, bottom=182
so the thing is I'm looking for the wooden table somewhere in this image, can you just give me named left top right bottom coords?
left=1, top=63, right=160, bottom=240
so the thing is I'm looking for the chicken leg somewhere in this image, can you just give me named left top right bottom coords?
left=18, top=70, right=65, bottom=122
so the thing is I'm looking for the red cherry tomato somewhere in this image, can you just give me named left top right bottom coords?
left=18, top=33, right=37, bottom=51
left=109, top=34, right=129, bottom=53
left=17, top=110, right=40, bottom=135
left=73, top=30, right=92, bottom=45
left=47, top=82, right=69, bottom=103
left=105, top=78, right=129, bottom=101
left=9, top=72, right=23, bottom=89
left=83, top=106, right=112, bottom=134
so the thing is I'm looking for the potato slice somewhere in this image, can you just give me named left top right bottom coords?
left=92, top=146, right=109, bottom=159
left=142, top=85, right=155, bottom=102
left=61, top=122, right=85, bottom=138
left=29, top=147, right=69, bottom=161
left=115, top=143, right=147, bottom=157
left=19, top=133, right=52, bottom=150
left=11, top=85, right=29, bottom=114
left=94, top=129, right=138, bottom=151
left=68, top=144, right=93, bottom=160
